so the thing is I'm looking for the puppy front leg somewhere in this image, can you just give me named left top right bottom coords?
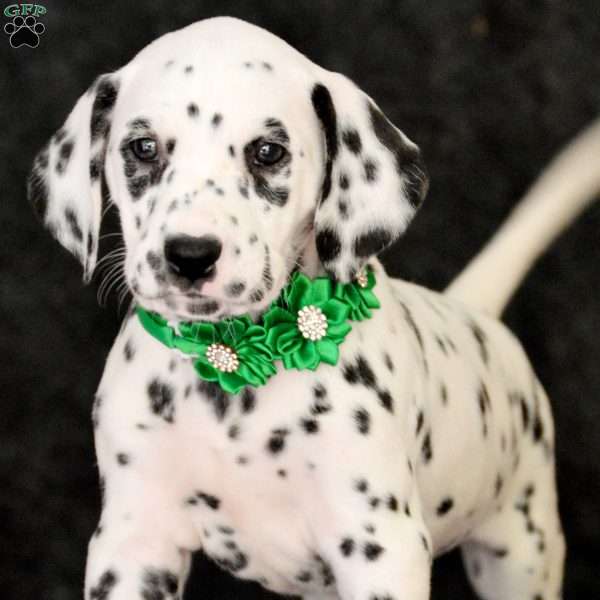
left=85, top=419, right=196, bottom=600
left=85, top=502, right=192, bottom=600
left=310, top=442, right=432, bottom=600
left=321, top=514, right=432, bottom=600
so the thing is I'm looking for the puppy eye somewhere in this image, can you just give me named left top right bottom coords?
left=254, top=141, right=286, bottom=166
left=130, top=137, right=158, bottom=161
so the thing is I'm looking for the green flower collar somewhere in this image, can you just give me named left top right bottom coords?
left=136, top=267, right=380, bottom=394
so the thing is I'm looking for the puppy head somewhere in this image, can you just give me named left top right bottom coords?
left=28, top=17, right=427, bottom=322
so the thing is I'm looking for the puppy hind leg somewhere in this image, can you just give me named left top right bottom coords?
left=460, top=465, right=565, bottom=600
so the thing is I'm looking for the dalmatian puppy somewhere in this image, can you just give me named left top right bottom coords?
left=27, top=16, right=600, bottom=600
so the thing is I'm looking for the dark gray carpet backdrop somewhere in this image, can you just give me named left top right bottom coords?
left=1, top=1, right=599, bottom=598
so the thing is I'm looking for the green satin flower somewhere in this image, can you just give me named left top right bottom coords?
left=136, top=307, right=276, bottom=394
left=263, top=272, right=352, bottom=371
left=335, top=267, right=381, bottom=321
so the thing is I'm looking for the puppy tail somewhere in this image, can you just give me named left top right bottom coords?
left=446, top=118, right=600, bottom=318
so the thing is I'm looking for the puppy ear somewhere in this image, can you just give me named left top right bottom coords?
left=311, top=73, right=428, bottom=282
left=27, top=74, right=121, bottom=282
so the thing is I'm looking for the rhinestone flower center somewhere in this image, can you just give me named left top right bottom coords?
left=206, top=343, right=239, bottom=372
left=297, top=305, right=328, bottom=341
left=356, top=269, right=369, bottom=289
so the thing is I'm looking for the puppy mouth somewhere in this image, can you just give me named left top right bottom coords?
left=133, top=285, right=283, bottom=322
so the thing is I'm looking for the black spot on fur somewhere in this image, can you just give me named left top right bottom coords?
left=316, top=227, right=342, bottom=264
left=216, top=548, right=249, bottom=573
left=184, top=65, right=193, bottom=74
left=90, top=155, right=102, bottom=180
left=400, top=302, right=428, bottom=373
left=187, top=103, right=199, bottom=118
left=339, top=172, right=350, bottom=190
left=296, top=570, right=312, bottom=583
left=422, top=431, right=433, bottom=462
left=116, top=452, right=130, bottom=466
left=53, top=128, right=67, bottom=144
left=532, top=414, right=544, bottom=443
left=313, top=383, right=327, bottom=399
left=340, top=537, right=355, bottom=557
left=354, top=228, right=392, bottom=258
left=55, top=139, right=74, bottom=174
left=225, top=280, right=246, bottom=298
left=377, top=389, right=394, bottom=413
left=228, top=424, right=240, bottom=440
left=363, top=158, right=378, bottom=182
left=89, top=569, right=118, bottom=600
left=127, top=175, right=150, bottom=199
left=91, top=77, right=120, bottom=142
left=147, top=378, right=175, bottom=423
left=338, top=198, right=349, bottom=220
left=383, top=353, right=394, bottom=372
left=364, top=542, right=384, bottom=561
left=355, top=478, right=368, bottom=493
left=262, top=246, right=273, bottom=290
left=416, top=410, right=425, bottom=436
left=267, top=428, right=289, bottom=454
left=356, top=355, right=377, bottom=387
left=238, top=181, right=249, bottom=198
left=520, top=394, right=530, bottom=431
left=314, top=554, right=335, bottom=586
left=478, top=382, right=492, bottom=437
left=342, top=128, right=362, bottom=154
left=166, top=138, right=176, bottom=155
left=469, top=320, right=489, bottom=365
left=301, top=417, right=319, bottom=434
left=196, top=380, right=230, bottom=422
left=195, top=491, right=221, bottom=510
left=212, top=113, right=223, bottom=127
left=440, top=382, right=448, bottom=405
left=249, top=288, right=265, bottom=303
left=495, top=474, right=504, bottom=498
left=354, top=407, right=371, bottom=434
left=64, top=207, right=84, bottom=242
left=367, top=100, right=428, bottom=209
left=310, top=385, right=332, bottom=415
left=140, top=568, right=179, bottom=598
left=146, top=251, right=162, bottom=271
left=240, top=388, right=256, bottom=414
left=311, top=84, right=338, bottom=202
left=437, top=497, right=454, bottom=516
left=387, top=495, right=398, bottom=511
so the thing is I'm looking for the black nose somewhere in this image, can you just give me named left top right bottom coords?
left=165, top=235, right=222, bottom=284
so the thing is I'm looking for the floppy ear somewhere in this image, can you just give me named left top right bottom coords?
left=311, top=72, right=428, bottom=282
left=27, top=74, right=121, bottom=282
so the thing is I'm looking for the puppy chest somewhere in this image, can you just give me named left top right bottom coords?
left=184, top=465, right=327, bottom=595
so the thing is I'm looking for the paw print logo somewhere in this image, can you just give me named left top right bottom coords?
left=4, top=15, right=45, bottom=48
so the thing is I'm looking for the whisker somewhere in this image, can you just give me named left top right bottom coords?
left=95, top=247, right=126, bottom=271
left=97, top=261, right=126, bottom=306
left=99, top=232, right=125, bottom=240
